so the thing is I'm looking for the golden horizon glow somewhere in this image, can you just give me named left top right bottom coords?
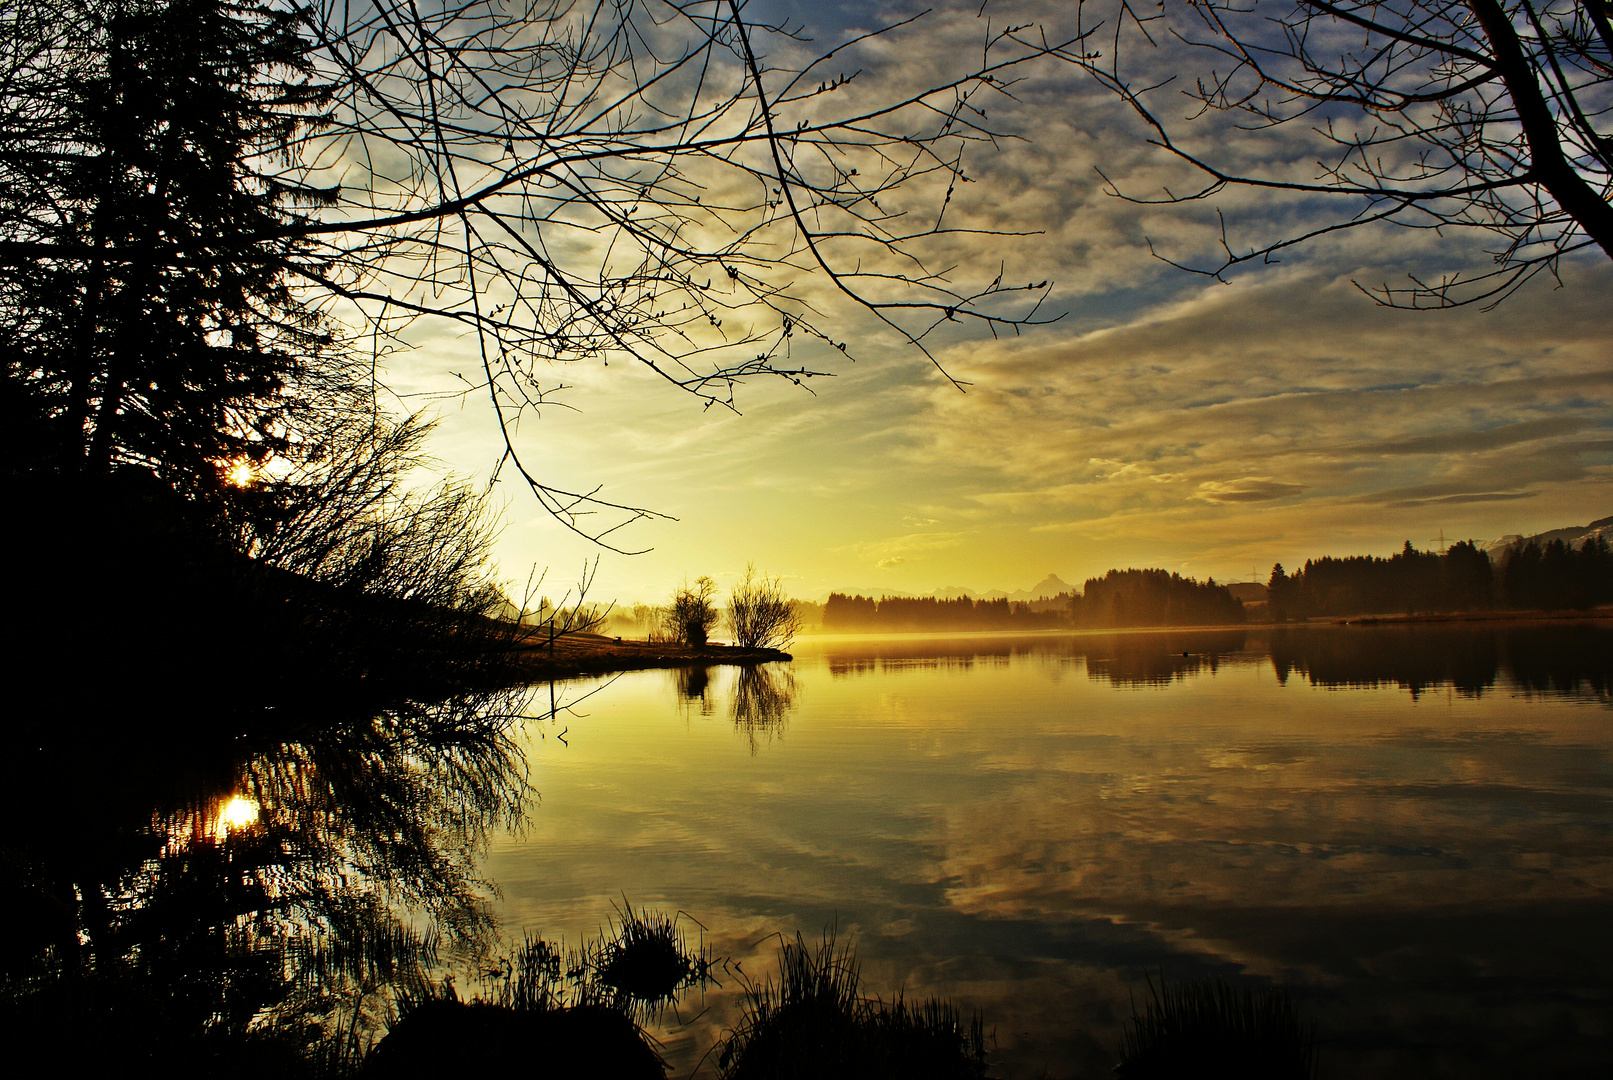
left=381, top=4, right=1612, bottom=608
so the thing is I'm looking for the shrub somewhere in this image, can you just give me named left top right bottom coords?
left=718, top=929, right=986, bottom=1080
left=728, top=564, right=801, bottom=650
left=665, top=576, right=720, bottom=645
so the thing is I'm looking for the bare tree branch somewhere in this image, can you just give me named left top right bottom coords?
left=1065, top=0, right=1613, bottom=308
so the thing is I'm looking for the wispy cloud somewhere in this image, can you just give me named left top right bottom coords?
left=404, top=2, right=1613, bottom=599
left=1196, top=478, right=1307, bottom=504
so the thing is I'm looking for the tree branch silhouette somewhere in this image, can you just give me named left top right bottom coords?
left=1063, top=0, right=1613, bottom=308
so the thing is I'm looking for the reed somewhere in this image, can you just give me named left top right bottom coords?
left=717, top=929, right=987, bottom=1080
left=1115, top=972, right=1319, bottom=1079
left=588, top=902, right=713, bottom=1009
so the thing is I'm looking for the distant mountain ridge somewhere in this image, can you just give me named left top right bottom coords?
left=1486, top=514, right=1613, bottom=559
left=931, top=574, right=1073, bottom=603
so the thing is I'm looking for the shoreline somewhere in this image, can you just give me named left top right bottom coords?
left=507, top=632, right=791, bottom=681
left=790, top=610, right=1613, bottom=639
left=509, top=611, right=1613, bottom=680
left=1328, top=607, right=1613, bottom=627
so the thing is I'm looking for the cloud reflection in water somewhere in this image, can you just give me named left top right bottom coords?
left=490, top=625, right=1613, bottom=1076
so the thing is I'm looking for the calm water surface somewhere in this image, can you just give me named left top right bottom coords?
left=489, top=625, right=1613, bottom=1078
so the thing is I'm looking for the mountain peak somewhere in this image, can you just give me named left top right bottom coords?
left=1028, top=573, right=1072, bottom=598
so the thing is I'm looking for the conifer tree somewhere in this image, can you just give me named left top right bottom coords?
left=3, top=0, right=338, bottom=512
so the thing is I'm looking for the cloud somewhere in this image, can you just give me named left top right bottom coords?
left=400, top=0, right=1613, bottom=598
left=1357, top=487, right=1541, bottom=509
left=1195, top=478, right=1307, bottom=504
left=1357, top=417, right=1596, bottom=456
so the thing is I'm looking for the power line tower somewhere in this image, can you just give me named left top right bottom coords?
left=1430, top=529, right=1448, bottom=554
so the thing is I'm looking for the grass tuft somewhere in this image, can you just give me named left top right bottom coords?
left=716, top=928, right=987, bottom=1080
left=588, top=902, right=712, bottom=1008
left=1115, top=972, right=1319, bottom=1079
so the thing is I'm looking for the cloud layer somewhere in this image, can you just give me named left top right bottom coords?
left=395, top=1, right=1613, bottom=601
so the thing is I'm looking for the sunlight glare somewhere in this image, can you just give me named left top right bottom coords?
left=217, top=795, right=259, bottom=834
left=225, top=460, right=255, bottom=487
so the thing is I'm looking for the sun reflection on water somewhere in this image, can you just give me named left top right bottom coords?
left=216, top=794, right=259, bottom=834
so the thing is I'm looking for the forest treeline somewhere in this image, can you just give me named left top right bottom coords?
left=821, top=534, right=1613, bottom=632
left=1268, top=536, right=1613, bottom=619
left=824, top=594, right=1070, bottom=633
left=824, top=569, right=1246, bottom=631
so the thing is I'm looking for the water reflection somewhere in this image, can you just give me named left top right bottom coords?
left=732, top=664, right=799, bottom=752
left=0, top=682, right=534, bottom=1072
left=667, top=663, right=802, bottom=750
left=807, top=622, right=1613, bottom=702
left=1269, top=623, right=1613, bottom=700
left=673, top=665, right=716, bottom=716
left=489, top=623, right=1613, bottom=1077
left=1082, top=631, right=1245, bottom=686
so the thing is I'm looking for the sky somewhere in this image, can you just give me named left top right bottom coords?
left=380, top=0, right=1613, bottom=606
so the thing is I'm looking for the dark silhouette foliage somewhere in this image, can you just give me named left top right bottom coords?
left=364, top=1000, right=663, bottom=1079
left=728, top=564, right=801, bottom=650
left=1115, top=973, right=1318, bottom=1079
left=1499, top=535, right=1613, bottom=609
left=823, top=593, right=1067, bottom=632
left=1266, top=536, right=1612, bottom=618
left=718, top=930, right=987, bottom=1080
left=2, top=0, right=342, bottom=512
left=824, top=573, right=1244, bottom=632
left=1073, top=569, right=1246, bottom=628
left=665, top=576, right=721, bottom=646
left=588, top=904, right=710, bottom=1011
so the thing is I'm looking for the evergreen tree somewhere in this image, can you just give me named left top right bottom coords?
left=2, top=0, right=338, bottom=514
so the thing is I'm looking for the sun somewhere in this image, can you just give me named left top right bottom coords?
left=225, top=460, right=255, bottom=487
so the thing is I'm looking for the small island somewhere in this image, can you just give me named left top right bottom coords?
left=509, top=633, right=791, bottom=681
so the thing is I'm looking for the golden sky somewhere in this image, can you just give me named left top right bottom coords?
left=386, top=1, right=1613, bottom=605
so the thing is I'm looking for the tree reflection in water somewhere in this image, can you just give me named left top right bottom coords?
left=0, top=682, right=534, bottom=1073
left=806, top=623, right=1613, bottom=702
left=1265, top=623, right=1613, bottom=700
left=667, top=663, right=801, bottom=750
left=732, top=664, right=800, bottom=753
left=673, top=665, right=716, bottom=717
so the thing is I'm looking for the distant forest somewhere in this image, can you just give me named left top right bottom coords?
left=1269, top=536, right=1613, bottom=619
left=821, top=534, right=1613, bottom=632
left=824, top=569, right=1245, bottom=632
left=823, top=594, right=1069, bottom=633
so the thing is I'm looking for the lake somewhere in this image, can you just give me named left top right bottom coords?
left=488, top=623, right=1613, bottom=1078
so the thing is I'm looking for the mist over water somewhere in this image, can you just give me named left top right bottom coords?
left=490, top=624, right=1613, bottom=1077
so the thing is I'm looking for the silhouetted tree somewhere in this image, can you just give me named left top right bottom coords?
left=1067, top=0, right=1613, bottom=307
left=1499, top=534, right=1613, bottom=608
left=4, top=0, right=1082, bottom=543
left=1267, top=563, right=1295, bottom=622
left=666, top=576, right=720, bottom=646
left=1072, top=569, right=1246, bottom=628
left=1265, top=534, right=1613, bottom=616
left=728, top=564, right=801, bottom=650
left=2, top=0, right=343, bottom=510
left=1443, top=540, right=1496, bottom=610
